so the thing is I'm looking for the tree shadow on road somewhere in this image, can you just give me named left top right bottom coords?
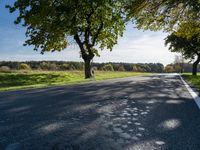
left=0, top=75, right=200, bottom=150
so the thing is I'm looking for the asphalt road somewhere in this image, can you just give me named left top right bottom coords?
left=0, top=74, right=200, bottom=150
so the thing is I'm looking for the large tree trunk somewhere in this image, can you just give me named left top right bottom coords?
left=192, top=55, right=200, bottom=76
left=74, top=34, right=95, bottom=79
left=84, top=58, right=93, bottom=79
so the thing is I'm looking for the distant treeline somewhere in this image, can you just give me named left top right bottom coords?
left=0, top=61, right=164, bottom=73
left=164, top=63, right=200, bottom=73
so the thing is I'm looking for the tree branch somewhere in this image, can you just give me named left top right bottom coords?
left=91, top=21, right=104, bottom=47
left=83, top=8, right=96, bottom=50
left=74, top=33, right=86, bottom=57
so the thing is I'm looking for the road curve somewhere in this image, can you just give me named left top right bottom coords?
left=0, top=74, right=200, bottom=150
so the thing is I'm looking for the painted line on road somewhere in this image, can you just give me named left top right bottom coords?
left=179, top=75, right=200, bottom=109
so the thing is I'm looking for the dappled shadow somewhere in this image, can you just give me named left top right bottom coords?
left=0, top=75, right=200, bottom=149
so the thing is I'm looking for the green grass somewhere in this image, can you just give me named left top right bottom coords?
left=182, top=73, right=200, bottom=90
left=0, top=71, right=152, bottom=91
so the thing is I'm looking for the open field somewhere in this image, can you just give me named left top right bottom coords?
left=0, top=71, right=152, bottom=91
left=182, top=73, right=200, bottom=90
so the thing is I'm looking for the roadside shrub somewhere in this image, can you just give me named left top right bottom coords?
left=61, top=64, right=70, bottom=70
left=19, top=63, right=31, bottom=70
left=68, top=64, right=75, bottom=70
left=0, top=66, right=10, bottom=72
left=39, top=62, right=49, bottom=70
left=60, top=63, right=76, bottom=71
left=49, top=63, right=57, bottom=71
left=102, top=64, right=114, bottom=71
left=112, top=64, right=120, bottom=71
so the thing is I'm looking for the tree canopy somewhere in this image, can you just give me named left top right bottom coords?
left=176, top=21, right=200, bottom=39
left=127, top=0, right=200, bottom=75
left=7, top=0, right=126, bottom=53
left=127, top=0, right=200, bottom=37
left=165, top=32, right=200, bottom=75
left=165, top=33, right=200, bottom=60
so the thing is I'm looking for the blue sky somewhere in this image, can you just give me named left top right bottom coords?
left=0, top=0, right=176, bottom=65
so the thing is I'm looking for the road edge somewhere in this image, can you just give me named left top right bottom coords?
left=0, top=74, right=154, bottom=94
left=179, top=75, right=200, bottom=109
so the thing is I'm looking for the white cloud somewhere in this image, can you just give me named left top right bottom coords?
left=0, top=22, right=176, bottom=65
left=94, top=31, right=176, bottom=65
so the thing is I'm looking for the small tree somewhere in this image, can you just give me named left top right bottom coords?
left=164, top=64, right=174, bottom=73
left=136, top=65, right=143, bottom=72
left=49, top=63, right=57, bottom=71
left=174, top=55, right=184, bottom=73
left=61, top=64, right=70, bottom=71
left=118, top=65, right=126, bottom=71
left=39, top=62, right=49, bottom=70
left=132, top=65, right=138, bottom=72
left=0, top=66, right=10, bottom=72
left=19, top=63, right=31, bottom=70
left=68, top=64, right=75, bottom=71
left=102, top=64, right=114, bottom=71
left=7, top=0, right=127, bottom=78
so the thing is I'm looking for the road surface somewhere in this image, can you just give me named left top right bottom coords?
left=0, top=74, right=200, bottom=150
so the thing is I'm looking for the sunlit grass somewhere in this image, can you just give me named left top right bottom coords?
left=0, top=71, right=153, bottom=91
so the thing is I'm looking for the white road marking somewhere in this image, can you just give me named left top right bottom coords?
left=179, top=75, right=200, bottom=109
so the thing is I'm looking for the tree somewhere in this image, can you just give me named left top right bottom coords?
left=135, top=65, right=144, bottom=72
left=165, top=33, right=200, bottom=75
left=19, top=63, right=31, bottom=70
left=127, top=0, right=199, bottom=73
left=0, top=66, right=11, bottom=72
left=132, top=65, right=138, bottom=72
left=174, top=55, right=184, bottom=73
left=164, top=64, right=174, bottom=73
left=118, top=65, right=125, bottom=71
left=7, top=0, right=126, bottom=78
left=102, top=64, right=114, bottom=71
left=127, top=0, right=200, bottom=38
left=49, top=63, right=57, bottom=71
left=60, top=64, right=70, bottom=71
left=39, top=62, right=49, bottom=70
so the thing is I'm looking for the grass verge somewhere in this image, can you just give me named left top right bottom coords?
left=0, top=71, right=152, bottom=91
left=182, top=73, right=200, bottom=90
